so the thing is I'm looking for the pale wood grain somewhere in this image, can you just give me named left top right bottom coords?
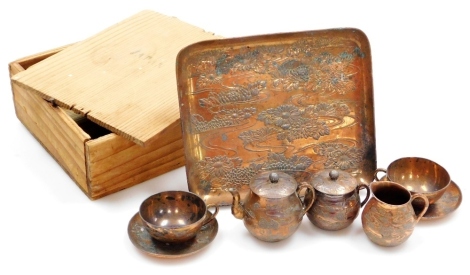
left=89, top=155, right=186, bottom=199
left=7, top=10, right=221, bottom=199
left=10, top=46, right=187, bottom=200
left=10, top=56, right=90, bottom=193
left=12, top=10, right=222, bottom=146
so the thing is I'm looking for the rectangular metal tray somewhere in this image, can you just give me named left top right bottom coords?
left=176, top=28, right=376, bottom=205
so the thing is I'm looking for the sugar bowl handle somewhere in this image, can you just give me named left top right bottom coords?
left=358, top=183, right=371, bottom=207
left=373, top=168, right=387, bottom=181
left=298, top=182, right=315, bottom=216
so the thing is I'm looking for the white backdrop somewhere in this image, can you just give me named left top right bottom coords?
left=1, top=1, right=467, bottom=274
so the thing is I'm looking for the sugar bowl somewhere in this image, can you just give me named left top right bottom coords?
left=230, top=171, right=314, bottom=242
left=305, top=169, right=370, bottom=231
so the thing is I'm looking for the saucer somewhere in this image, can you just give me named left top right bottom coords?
left=421, top=180, right=462, bottom=220
left=378, top=176, right=462, bottom=220
left=127, top=211, right=218, bottom=258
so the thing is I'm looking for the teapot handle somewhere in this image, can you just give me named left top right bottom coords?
left=373, top=168, right=387, bottom=181
left=297, top=182, right=315, bottom=216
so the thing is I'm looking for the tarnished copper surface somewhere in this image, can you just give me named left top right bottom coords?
left=306, top=169, right=370, bottom=230
left=361, top=181, right=429, bottom=247
left=128, top=211, right=218, bottom=258
left=176, top=28, right=376, bottom=205
left=139, top=191, right=219, bottom=243
left=251, top=171, right=298, bottom=198
left=421, top=180, right=462, bottom=220
left=374, top=157, right=451, bottom=207
left=378, top=177, right=462, bottom=220
left=311, top=169, right=359, bottom=195
left=230, top=171, right=314, bottom=242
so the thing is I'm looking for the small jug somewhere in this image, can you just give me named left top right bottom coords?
left=230, top=171, right=314, bottom=242
left=305, top=169, right=370, bottom=231
left=374, top=157, right=451, bottom=208
left=361, top=180, right=429, bottom=247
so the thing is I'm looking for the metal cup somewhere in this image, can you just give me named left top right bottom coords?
left=139, top=190, right=219, bottom=243
left=374, top=157, right=450, bottom=208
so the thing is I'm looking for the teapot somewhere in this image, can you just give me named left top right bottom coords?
left=230, top=171, right=314, bottom=242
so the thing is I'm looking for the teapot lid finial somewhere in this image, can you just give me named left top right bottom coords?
left=269, top=172, right=279, bottom=183
left=329, top=170, right=339, bottom=181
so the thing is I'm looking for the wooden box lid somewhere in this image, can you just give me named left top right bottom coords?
left=11, top=10, right=222, bottom=146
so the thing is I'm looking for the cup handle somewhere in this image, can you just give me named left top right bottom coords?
left=411, top=194, right=429, bottom=222
left=202, top=204, right=220, bottom=226
left=373, top=168, right=387, bottom=181
left=297, top=182, right=315, bottom=215
left=357, top=183, right=371, bottom=207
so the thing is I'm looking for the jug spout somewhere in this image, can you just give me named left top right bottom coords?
left=229, top=188, right=244, bottom=219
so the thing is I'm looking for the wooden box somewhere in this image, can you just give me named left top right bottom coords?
left=9, top=11, right=222, bottom=200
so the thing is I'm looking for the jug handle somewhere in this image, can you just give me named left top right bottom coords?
left=374, top=168, right=387, bottom=181
left=411, top=194, right=429, bottom=222
left=298, top=182, right=315, bottom=215
left=358, top=183, right=371, bottom=207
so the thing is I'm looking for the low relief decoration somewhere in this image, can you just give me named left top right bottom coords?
left=313, top=141, right=364, bottom=171
left=184, top=35, right=368, bottom=193
left=195, top=153, right=312, bottom=190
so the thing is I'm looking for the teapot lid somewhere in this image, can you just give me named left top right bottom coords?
left=250, top=171, right=297, bottom=198
left=311, top=169, right=357, bottom=195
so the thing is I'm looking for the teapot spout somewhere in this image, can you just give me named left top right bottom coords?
left=229, top=188, right=244, bottom=219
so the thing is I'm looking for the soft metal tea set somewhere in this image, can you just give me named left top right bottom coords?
left=127, top=29, right=462, bottom=258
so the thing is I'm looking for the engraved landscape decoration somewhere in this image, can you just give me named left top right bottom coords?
left=178, top=31, right=376, bottom=205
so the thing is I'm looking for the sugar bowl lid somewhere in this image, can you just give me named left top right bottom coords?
left=311, top=169, right=357, bottom=195
left=250, top=171, right=297, bottom=198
